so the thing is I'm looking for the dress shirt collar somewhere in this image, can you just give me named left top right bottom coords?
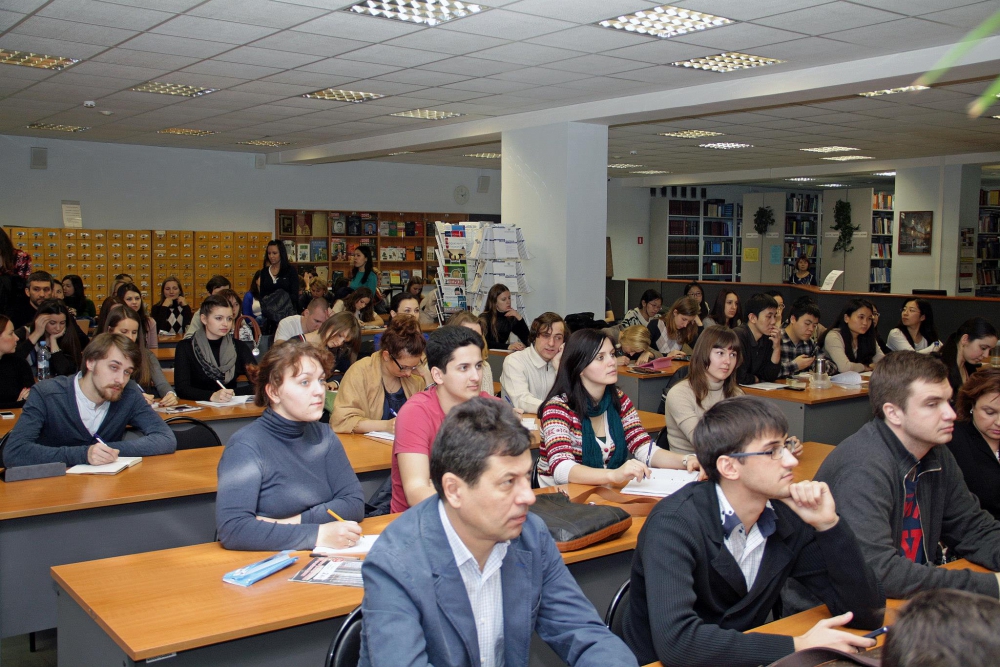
left=438, top=500, right=508, bottom=575
left=525, top=344, right=551, bottom=370
left=74, top=372, right=109, bottom=437
left=716, top=484, right=776, bottom=539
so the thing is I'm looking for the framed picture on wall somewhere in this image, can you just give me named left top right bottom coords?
left=279, top=214, right=294, bottom=236
left=898, top=211, right=932, bottom=255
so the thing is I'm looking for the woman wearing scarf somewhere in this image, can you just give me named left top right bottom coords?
left=538, top=328, right=697, bottom=487
left=174, top=295, right=257, bottom=403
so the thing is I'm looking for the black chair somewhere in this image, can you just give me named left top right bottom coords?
left=326, top=605, right=364, bottom=667
left=164, top=416, right=222, bottom=450
left=0, top=431, right=9, bottom=463
left=530, top=454, right=541, bottom=489
left=604, top=579, right=630, bottom=640
left=656, top=365, right=690, bottom=415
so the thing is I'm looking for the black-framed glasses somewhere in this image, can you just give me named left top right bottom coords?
left=728, top=438, right=795, bottom=461
left=389, top=351, right=423, bottom=373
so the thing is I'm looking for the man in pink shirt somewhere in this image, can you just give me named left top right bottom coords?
left=391, top=326, right=497, bottom=513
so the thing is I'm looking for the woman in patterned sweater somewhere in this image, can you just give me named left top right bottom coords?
left=538, top=328, right=697, bottom=487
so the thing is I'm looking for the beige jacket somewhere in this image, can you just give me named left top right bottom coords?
left=330, top=352, right=426, bottom=433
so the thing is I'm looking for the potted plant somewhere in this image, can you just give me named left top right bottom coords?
left=753, top=206, right=775, bottom=235
left=832, top=199, right=860, bottom=253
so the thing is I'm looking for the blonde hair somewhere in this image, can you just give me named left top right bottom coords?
left=618, top=325, right=652, bottom=355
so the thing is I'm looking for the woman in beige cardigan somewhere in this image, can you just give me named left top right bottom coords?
left=330, top=317, right=427, bottom=434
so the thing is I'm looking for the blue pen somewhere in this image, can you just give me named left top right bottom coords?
left=389, top=408, right=397, bottom=417
left=863, top=626, right=890, bottom=639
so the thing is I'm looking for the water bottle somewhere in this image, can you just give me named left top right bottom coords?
left=37, top=341, right=51, bottom=382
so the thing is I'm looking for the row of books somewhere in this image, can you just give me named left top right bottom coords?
left=979, top=212, right=1000, bottom=233
left=873, top=193, right=894, bottom=211
left=703, top=220, right=733, bottom=236
left=977, top=267, right=1000, bottom=285
left=786, top=194, right=820, bottom=213
left=668, top=220, right=699, bottom=235
left=378, top=268, right=423, bottom=287
left=703, top=239, right=733, bottom=255
left=871, top=243, right=892, bottom=259
left=668, top=200, right=701, bottom=216
left=379, top=220, right=426, bottom=237
left=981, top=189, right=1000, bottom=207
left=668, top=239, right=699, bottom=255
left=872, top=216, right=893, bottom=235
left=783, top=242, right=816, bottom=258
left=977, top=237, right=1000, bottom=259
left=871, top=267, right=891, bottom=283
left=436, top=223, right=472, bottom=318
left=704, top=201, right=736, bottom=218
left=785, top=219, right=818, bottom=235
left=667, top=259, right=699, bottom=275
left=379, top=246, right=425, bottom=262
left=703, top=260, right=733, bottom=275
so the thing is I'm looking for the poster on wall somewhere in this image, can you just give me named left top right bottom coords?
left=898, top=211, right=933, bottom=255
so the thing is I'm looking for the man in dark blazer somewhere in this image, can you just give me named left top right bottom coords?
left=623, top=396, right=884, bottom=667
left=360, top=397, right=637, bottom=667
left=3, top=333, right=175, bottom=467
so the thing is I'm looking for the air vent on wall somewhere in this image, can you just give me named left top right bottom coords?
left=30, top=147, right=47, bottom=169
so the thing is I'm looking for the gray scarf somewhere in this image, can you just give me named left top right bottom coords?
left=192, top=328, right=237, bottom=385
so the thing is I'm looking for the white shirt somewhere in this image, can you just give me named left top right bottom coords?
left=273, top=315, right=304, bottom=343
left=886, top=328, right=939, bottom=354
left=74, top=372, right=109, bottom=437
left=438, top=501, right=508, bottom=667
left=500, top=344, right=556, bottom=413
left=716, top=485, right=774, bottom=590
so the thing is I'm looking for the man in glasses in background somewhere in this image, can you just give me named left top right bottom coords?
left=623, top=396, right=884, bottom=667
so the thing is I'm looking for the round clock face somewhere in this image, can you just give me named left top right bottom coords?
left=454, top=185, right=470, bottom=205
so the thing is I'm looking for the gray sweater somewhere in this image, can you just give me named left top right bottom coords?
left=817, top=419, right=1000, bottom=598
left=216, top=408, right=365, bottom=551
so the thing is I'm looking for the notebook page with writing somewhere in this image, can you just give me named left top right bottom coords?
left=621, top=469, right=699, bottom=498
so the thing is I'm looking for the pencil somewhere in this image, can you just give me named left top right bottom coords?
left=215, top=380, right=227, bottom=390
left=327, top=509, right=345, bottom=522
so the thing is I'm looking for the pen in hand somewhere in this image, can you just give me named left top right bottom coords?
left=328, top=509, right=364, bottom=538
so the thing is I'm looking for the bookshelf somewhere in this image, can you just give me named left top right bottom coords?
left=782, top=192, right=820, bottom=283
left=650, top=197, right=740, bottom=282
left=976, top=188, right=1000, bottom=297
left=870, top=192, right=894, bottom=293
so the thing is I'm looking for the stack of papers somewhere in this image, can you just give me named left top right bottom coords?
left=520, top=418, right=538, bottom=431
left=831, top=372, right=864, bottom=386
left=291, top=557, right=364, bottom=588
left=740, top=382, right=787, bottom=391
left=312, top=534, right=379, bottom=557
left=622, top=469, right=699, bottom=498
left=196, top=395, right=253, bottom=407
left=67, top=457, right=142, bottom=475
left=363, top=431, right=394, bottom=443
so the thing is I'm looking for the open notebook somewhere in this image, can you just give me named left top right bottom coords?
left=622, top=469, right=699, bottom=498
left=67, top=457, right=142, bottom=475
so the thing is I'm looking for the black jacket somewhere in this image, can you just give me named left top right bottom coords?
left=622, top=481, right=884, bottom=667
left=259, top=265, right=299, bottom=307
left=484, top=314, right=530, bottom=350
left=734, top=324, right=780, bottom=385
left=948, top=420, right=1000, bottom=520
left=174, top=336, right=256, bottom=401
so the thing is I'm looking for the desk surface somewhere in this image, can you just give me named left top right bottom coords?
left=157, top=335, right=184, bottom=344
left=52, top=483, right=644, bottom=661
left=618, top=361, right=689, bottom=380
left=793, top=442, right=834, bottom=482
left=153, top=347, right=176, bottom=361
left=740, top=379, right=869, bottom=405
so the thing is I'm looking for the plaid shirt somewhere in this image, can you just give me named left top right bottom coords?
left=779, top=330, right=837, bottom=378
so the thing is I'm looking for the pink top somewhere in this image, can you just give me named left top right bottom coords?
left=390, top=385, right=496, bottom=513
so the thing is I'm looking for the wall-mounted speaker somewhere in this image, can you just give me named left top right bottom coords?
left=255, top=154, right=266, bottom=169
left=30, top=147, right=47, bottom=170
left=477, top=175, right=490, bottom=193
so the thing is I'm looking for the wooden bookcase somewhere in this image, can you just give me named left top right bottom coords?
left=869, top=192, right=894, bottom=293
left=649, top=197, right=740, bottom=282
left=976, top=188, right=1000, bottom=297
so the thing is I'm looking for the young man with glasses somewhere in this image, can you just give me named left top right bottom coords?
left=500, top=312, right=565, bottom=413
left=623, top=396, right=884, bottom=667
left=391, top=325, right=504, bottom=513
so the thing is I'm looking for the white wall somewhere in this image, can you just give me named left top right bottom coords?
left=0, top=134, right=501, bottom=232
left=606, top=178, right=651, bottom=280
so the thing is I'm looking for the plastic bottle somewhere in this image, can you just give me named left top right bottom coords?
left=37, top=341, right=51, bottom=381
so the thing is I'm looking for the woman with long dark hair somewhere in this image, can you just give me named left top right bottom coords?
left=61, top=274, right=96, bottom=320
left=820, top=298, right=884, bottom=372
left=937, top=317, right=998, bottom=394
left=538, top=328, right=695, bottom=487
left=0, top=228, right=31, bottom=282
left=305, top=311, right=361, bottom=385
left=348, top=245, right=379, bottom=294
left=683, top=281, right=710, bottom=323
left=887, top=299, right=941, bottom=354
left=100, top=304, right=177, bottom=406
left=117, top=283, right=158, bottom=350
left=703, top=290, right=742, bottom=329
left=150, top=277, right=192, bottom=336
left=648, top=296, right=699, bottom=357
left=174, top=295, right=258, bottom=403
left=0, top=314, right=33, bottom=407
left=259, top=240, right=299, bottom=306
left=479, top=283, right=530, bottom=351
left=14, top=299, right=83, bottom=377
left=333, top=286, right=382, bottom=326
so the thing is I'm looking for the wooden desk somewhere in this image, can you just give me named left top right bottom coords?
left=157, top=334, right=184, bottom=349
left=53, top=485, right=642, bottom=667
left=338, top=434, right=392, bottom=499
left=617, top=362, right=689, bottom=412
left=153, top=347, right=176, bottom=362
left=740, top=380, right=870, bottom=444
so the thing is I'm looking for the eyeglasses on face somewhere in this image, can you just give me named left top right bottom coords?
left=389, top=351, right=423, bottom=373
left=727, top=438, right=795, bottom=461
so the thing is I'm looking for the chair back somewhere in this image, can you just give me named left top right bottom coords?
left=530, top=454, right=540, bottom=489
left=0, top=432, right=9, bottom=464
left=657, top=364, right=691, bottom=413
left=326, top=605, right=363, bottom=667
left=164, top=416, right=222, bottom=450
left=604, top=579, right=630, bottom=640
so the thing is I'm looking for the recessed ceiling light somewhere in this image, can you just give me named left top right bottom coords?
left=237, top=140, right=290, bottom=147
left=629, top=170, right=671, bottom=174
left=786, top=177, right=816, bottom=182
left=821, top=155, right=874, bottom=161
left=858, top=85, right=929, bottom=97
left=388, top=151, right=414, bottom=156
left=464, top=152, right=500, bottom=159
left=670, top=52, right=783, bottom=73
left=345, top=1, right=487, bottom=27
left=0, top=48, right=79, bottom=71
left=817, top=183, right=847, bottom=188
left=596, top=5, right=734, bottom=39
left=27, top=122, right=88, bottom=132
left=302, top=89, right=384, bottom=102
left=131, top=81, right=217, bottom=97
left=157, top=127, right=217, bottom=136
left=608, top=163, right=642, bottom=168
left=799, top=146, right=858, bottom=153
left=700, top=142, right=753, bottom=149
left=659, top=130, right=724, bottom=138
left=873, top=171, right=896, bottom=176
left=390, top=109, right=464, bottom=120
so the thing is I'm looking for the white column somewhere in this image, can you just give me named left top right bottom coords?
left=501, top=122, right=608, bottom=317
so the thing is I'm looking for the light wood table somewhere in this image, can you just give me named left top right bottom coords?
left=740, top=379, right=870, bottom=444
left=617, top=361, right=689, bottom=412
left=53, top=484, right=644, bottom=667
left=157, top=334, right=184, bottom=349
left=153, top=347, right=176, bottom=363
left=794, top=442, right=834, bottom=482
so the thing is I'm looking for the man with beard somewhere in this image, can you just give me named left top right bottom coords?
left=6, top=270, right=53, bottom=329
left=3, top=333, right=175, bottom=467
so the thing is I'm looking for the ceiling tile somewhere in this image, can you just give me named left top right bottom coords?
left=373, top=69, right=472, bottom=87
left=472, top=42, right=581, bottom=67
left=0, top=10, right=26, bottom=32
left=856, top=0, right=982, bottom=15
left=507, top=0, right=650, bottom=23
left=213, top=46, right=324, bottom=69
left=822, top=17, right=965, bottom=49
left=545, top=54, right=651, bottom=76
left=672, top=22, right=806, bottom=50
left=0, top=33, right=109, bottom=59
left=381, top=29, right=510, bottom=56
left=419, top=56, right=524, bottom=77
left=187, top=0, right=329, bottom=29
left=666, top=0, right=831, bottom=21
left=526, top=25, right=654, bottom=52
left=119, top=32, right=234, bottom=58
left=2, top=0, right=49, bottom=12
left=14, top=16, right=138, bottom=46
left=920, top=1, right=1000, bottom=29
left=151, top=15, right=278, bottom=45
left=182, top=60, right=283, bottom=80
left=260, top=70, right=359, bottom=88
left=436, top=9, right=576, bottom=40
left=250, top=31, right=370, bottom=58
left=442, top=78, right=535, bottom=94
left=395, top=87, right=492, bottom=103
left=227, top=81, right=318, bottom=97
left=610, top=65, right=703, bottom=85
left=752, top=2, right=904, bottom=35
left=755, top=36, right=882, bottom=67
left=294, top=12, right=426, bottom=42
left=68, top=60, right=168, bottom=81
left=38, top=0, right=172, bottom=31
left=338, top=44, right=452, bottom=68
left=91, top=47, right=199, bottom=70
left=602, top=39, right=724, bottom=65
left=491, top=67, right=591, bottom=85
left=296, top=58, right=402, bottom=79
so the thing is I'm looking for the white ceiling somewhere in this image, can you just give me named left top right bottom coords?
left=1, top=0, right=999, bottom=176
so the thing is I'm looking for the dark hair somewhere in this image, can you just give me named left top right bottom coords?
left=380, top=316, right=427, bottom=359
left=763, top=289, right=784, bottom=304
left=113, top=273, right=132, bottom=282
left=955, top=367, right=1000, bottom=422
left=61, top=274, right=88, bottom=312
left=430, top=397, right=530, bottom=497
left=480, top=283, right=513, bottom=344
left=0, top=314, right=10, bottom=337
left=351, top=245, right=374, bottom=285
left=939, top=317, right=998, bottom=371
left=745, top=292, right=779, bottom=320
left=638, top=289, right=662, bottom=310
left=82, top=332, right=141, bottom=377
left=819, top=298, right=878, bottom=365
left=389, top=291, right=419, bottom=316
left=154, top=277, right=185, bottom=308
left=0, top=228, right=14, bottom=274
left=543, top=328, right=620, bottom=419
left=528, top=312, right=565, bottom=344
left=882, top=589, right=1000, bottom=667
left=206, top=275, right=231, bottom=294
left=199, top=294, right=232, bottom=317
left=895, top=299, right=939, bottom=349
left=788, top=300, right=821, bottom=322
left=343, top=287, right=376, bottom=322
left=688, top=325, right=742, bottom=407
left=27, top=270, right=52, bottom=286
left=683, top=282, right=709, bottom=319
left=708, top=290, right=742, bottom=328
left=262, top=240, right=291, bottom=275
left=99, top=304, right=151, bottom=387
left=694, top=397, right=788, bottom=483
left=426, top=325, right=484, bottom=372
left=32, top=299, right=83, bottom=368
left=248, top=270, right=261, bottom=300
left=116, top=283, right=152, bottom=344
left=316, top=311, right=361, bottom=365
left=869, top=351, right=949, bottom=420
left=254, top=339, right=333, bottom=408
left=404, top=277, right=423, bottom=294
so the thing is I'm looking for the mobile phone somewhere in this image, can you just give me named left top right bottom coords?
left=0, top=411, right=14, bottom=418
left=782, top=386, right=806, bottom=392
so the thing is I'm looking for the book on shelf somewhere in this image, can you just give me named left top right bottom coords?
left=668, top=200, right=701, bottom=216
left=981, top=189, right=1000, bottom=207
left=331, top=214, right=346, bottom=235
left=412, top=269, right=422, bottom=280
left=295, top=212, right=311, bottom=236
left=330, top=238, right=346, bottom=262
left=346, top=238, right=376, bottom=255
left=310, top=239, right=328, bottom=262
left=400, top=269, right=410, bottom=283
left=668, top=239, right=699, bottom=255
left=979, top=212, right=1000, bottom=233
left=279, top=214, right=294, bottom=236
left=346, top=215, right=361, bottom=235
left=363, top=220, right=378, bottom=236
left=703, top=239, right=733, bottom=255
left=785, top=219, right=817, bottom=235
left=703, top=220, right=732, bottom=236
left=786, top=194, right=819, bottom=213
left=414, top=245, right=423, bottom=261
left=331, top=270, right=344, bottom=284
left=668, top=220, right=699, bottom=235
left=282, top=240, right=296, bottom=258
left=296, top=243, right=310, bottom=263
left=379, top=271, right=390, bottom=287
left=314, top=266, right=329, bottom=281
left=872, top=216, right=893, bottom=235
left=311, top=212, right=328, bottom=237
left=873, top=193, right=893, bottom=210
left=870, top=266, right=891, bottom=283
left=703, top=200, right=733, bottom=218
left=870, top=243, right=892, bottom=259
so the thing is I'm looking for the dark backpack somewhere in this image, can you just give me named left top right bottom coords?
left=260, top=289, right=297, bottom=325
